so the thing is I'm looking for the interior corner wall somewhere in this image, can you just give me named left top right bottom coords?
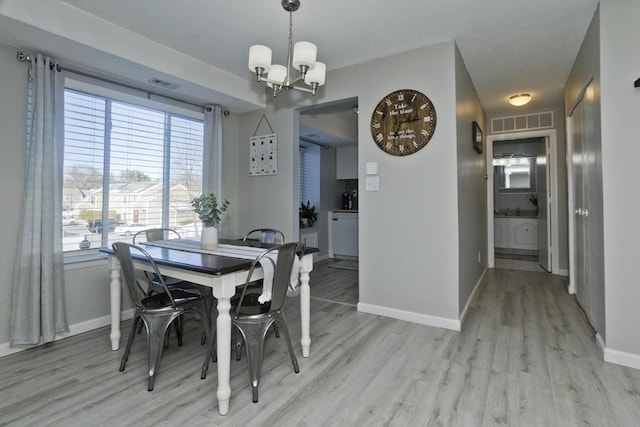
left=234, top=41, right=462, bottom=326
left=599, top=0, right=640, bottom=365
left=454, top=44, right=487, bottom=314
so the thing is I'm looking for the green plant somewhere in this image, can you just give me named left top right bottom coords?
left=191, top=193, right=229, bottom=227
left=299, top=200, right=318, bottom=227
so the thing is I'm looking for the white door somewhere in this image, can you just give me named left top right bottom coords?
left=536, top=137, right=550, bottom=271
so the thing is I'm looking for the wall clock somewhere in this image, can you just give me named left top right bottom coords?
left=370, top=89, right=437, bottom=156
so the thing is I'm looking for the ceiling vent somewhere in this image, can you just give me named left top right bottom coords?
left=147, top=78, right=181, bottom=90
left=491, top=111, right=554, bottom=134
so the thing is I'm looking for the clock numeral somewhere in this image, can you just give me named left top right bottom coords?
left=424, top=116, right=431, bottom=122
left=385, top=142, right=393, bottom=150
left=398, top=144, right=405, bottom=153
left=413, top=141, right=419, bottom=148
left=372, top=123, right=381, bottom=129
left=420, top=103, right=428, bottom=110
left=411, top=94, right=416, bottom=102
left=375, top=110, right=384, bottom=116
left=421, top=130, right=429, bottom=136
left=376, top=133, right=384, bottom=142
left=397, top=93, right=404, bottom=101
left=385, top=98, right=392, bottom=106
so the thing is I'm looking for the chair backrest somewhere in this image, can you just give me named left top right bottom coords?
left=133, top=228, right=181, bottom=244
left=236, top=243, right=297, bottom=315
left=112, top=242, right=175, bottom=308
left=242, top=228, right=285, bottom=245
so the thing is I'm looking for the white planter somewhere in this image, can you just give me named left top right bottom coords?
left=201, top=225, right=218, bottom=250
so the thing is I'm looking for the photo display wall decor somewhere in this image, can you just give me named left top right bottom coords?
left=249, top=113, right=278, bottom=176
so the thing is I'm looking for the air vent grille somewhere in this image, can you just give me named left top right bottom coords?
left=147, top=78, right=181, bottom=90
left=491, top=111, right=554, bottom=134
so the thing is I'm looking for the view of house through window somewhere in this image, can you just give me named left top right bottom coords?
left=62, top=88, right=204, bottom=253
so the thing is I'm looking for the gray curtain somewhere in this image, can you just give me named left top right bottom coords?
left=11, top=54, right=68, bottom=345
left=202, top=105, right=226, bottom=236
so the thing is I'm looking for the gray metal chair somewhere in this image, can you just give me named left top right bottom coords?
left=134, top=227, right=213, bottom=346
left=113, top=242, right=211, bottom=391
left=132, top=227, right=181, bottom=244
left=242, top=228, right=285, bottom=245
left=201, top=243, right=300, bottom=402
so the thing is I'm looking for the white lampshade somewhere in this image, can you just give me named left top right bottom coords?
left=508, top=93, right=532, bottom=107
left=248, top=45, right=272, bottom=72
left=292, top=41, right=317, bottom=70
left=267, top=64, right=287, bottom=85
left=304, top=61, right=326, bottom=86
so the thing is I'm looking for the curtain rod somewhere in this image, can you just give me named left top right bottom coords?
left=16, top=51, right=212, bottom=112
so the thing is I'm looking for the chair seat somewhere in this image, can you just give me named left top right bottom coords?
left=231, top=293, right=271, bottom=316
left=142, top=289, right=202, bottom=310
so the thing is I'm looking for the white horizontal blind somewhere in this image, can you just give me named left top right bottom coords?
left=299, top=146, right=312, bottom=205
left=62, top=88, right=204, bottom=252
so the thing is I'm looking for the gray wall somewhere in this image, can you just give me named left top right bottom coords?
left=454, top=45, right=487, bottom=314
left=233, top=41, right=484, bottom=328
left=599, top=0, right=640, bottom=361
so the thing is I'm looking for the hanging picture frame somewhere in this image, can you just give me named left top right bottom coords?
left=249, top=114, right=278, bottom=176
left=472, top=121, right=483, bottom=154
left=249, top=133, right=278, bottom=176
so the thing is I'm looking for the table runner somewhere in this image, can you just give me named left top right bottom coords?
left=142, top=239, right=300, bottom=302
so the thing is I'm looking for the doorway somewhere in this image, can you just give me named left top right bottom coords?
left=486, top=129, right=559, bottom=274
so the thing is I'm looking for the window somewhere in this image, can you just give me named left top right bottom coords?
left=62, top=87, right=204, bottom=253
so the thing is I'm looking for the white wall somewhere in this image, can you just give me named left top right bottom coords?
left=599, top=0, right=640, bottom=367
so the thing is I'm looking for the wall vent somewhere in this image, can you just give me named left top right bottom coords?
left=147, top=78, right=181, bottom=90
left=491, top=111, right=554, bottom=134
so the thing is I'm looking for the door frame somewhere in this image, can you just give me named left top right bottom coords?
left=486, top=129, right=560, bottom=273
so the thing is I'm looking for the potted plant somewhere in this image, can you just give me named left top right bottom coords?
left=191, top=193, right=229, bottom=249
left=299, top=200, right=318, bottom=228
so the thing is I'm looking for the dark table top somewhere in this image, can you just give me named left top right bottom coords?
left=99, top=239, right=317, bottom=275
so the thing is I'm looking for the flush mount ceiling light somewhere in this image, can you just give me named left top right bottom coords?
left=248, top=0, right=326, bottom=97
left=508, top=93, right=532, bottom=107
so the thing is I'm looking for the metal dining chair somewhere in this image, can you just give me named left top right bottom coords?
left=201, top=243, right=299, bottom=403
left=113, top=242, right=211, bottom=391
left=242, top=228, right=285, bottom=245
left=134, top=227, right=213, bottom=346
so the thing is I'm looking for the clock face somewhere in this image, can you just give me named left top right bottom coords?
left=370, top=89, right=437, bottom=156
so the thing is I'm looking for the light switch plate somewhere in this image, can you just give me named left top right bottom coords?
left=366, top=176, right=379, bottom=191
left=365, top=162, right=378, bottom=175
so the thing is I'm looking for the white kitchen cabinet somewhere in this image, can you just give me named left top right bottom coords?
left=494, top=217, right=538, bottom=250
left=494, top=218, right=509, bottom=248
left=336, top=146, right=357, bottom=180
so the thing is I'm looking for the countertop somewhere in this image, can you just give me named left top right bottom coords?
left=332, top=210, right=358, bottom=213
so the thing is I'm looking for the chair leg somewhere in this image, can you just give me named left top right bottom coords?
left=236, top=320, right=272, bottom=403
left=275, top=311, right=299, bottom=374
left=120, top=315, right=142, bottom=372
left=200, top=321, right=217, bottom=379
left=145, top=314, right=178, bottom=391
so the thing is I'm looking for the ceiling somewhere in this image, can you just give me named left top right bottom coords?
left=1, top=0, right=598, bottom=117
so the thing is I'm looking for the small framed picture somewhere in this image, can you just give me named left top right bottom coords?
left=472, top=121, right=483, bottom=154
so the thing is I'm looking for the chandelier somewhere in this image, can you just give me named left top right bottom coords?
left=248, top=0, right=326, bottom=97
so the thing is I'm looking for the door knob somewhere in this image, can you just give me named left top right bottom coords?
left=575, top=208, right=583, bottom=216
left=583, top=208, right=589, bottom=218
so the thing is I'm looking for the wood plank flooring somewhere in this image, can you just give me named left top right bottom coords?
left=1, top=264, right=638, bottom=426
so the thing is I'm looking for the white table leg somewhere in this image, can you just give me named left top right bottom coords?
left=215, top=295, right=231, bottom=415
left=299, top=254, right=313, bottom=358
left=109, top=259, right=121, bottom=351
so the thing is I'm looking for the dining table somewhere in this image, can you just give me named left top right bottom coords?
left=100, top=238, right=317, bottom=415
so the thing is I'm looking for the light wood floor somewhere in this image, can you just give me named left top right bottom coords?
left=1, top=263, right=639, bottom=426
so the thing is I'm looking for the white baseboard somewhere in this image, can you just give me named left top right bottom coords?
left=357, top=302, right=460, bottom=331
left=459, top=267, right=487, bottom=327
left=0, top=309, right=134, bottom=358
left=314, top=254, right=330, bottom=263
left=556, top=268, right=569, bottom=276
left=603, top=347, right=640, bottom=369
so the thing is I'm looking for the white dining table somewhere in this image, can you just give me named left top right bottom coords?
left=101, top=239, right=315, bottom=415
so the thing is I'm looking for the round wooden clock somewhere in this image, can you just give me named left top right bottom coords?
left=370, top=89, right=437, bottom=156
